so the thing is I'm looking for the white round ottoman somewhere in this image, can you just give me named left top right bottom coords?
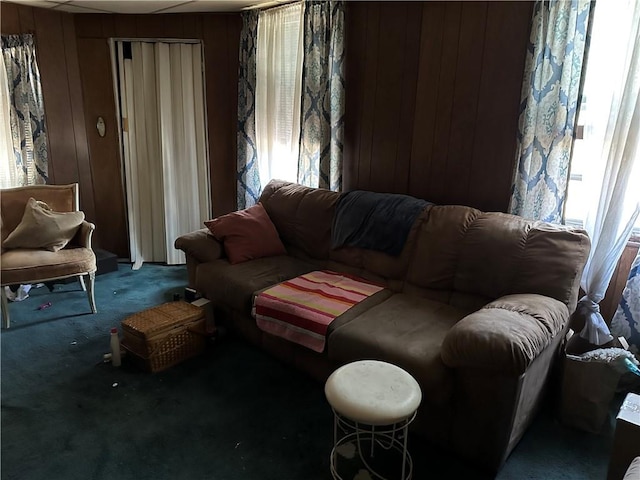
left=325, top=360, right=422, bottom=480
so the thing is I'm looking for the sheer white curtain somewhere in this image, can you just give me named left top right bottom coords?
left=115, top=40, right=210, bottom=269
left=256, top=2, right=304, bottom=185
left=576, top=0, right=640, bottom=344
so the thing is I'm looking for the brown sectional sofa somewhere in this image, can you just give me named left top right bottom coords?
left=175, top=180, right=591, bottom=473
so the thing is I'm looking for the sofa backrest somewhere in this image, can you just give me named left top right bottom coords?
left=405, top=205, right=591, bottom=311
left=259, top=181, right=590, bottom=310
left=259, top=180, right=340, bottom=261
left=259, top=180, right=431, bottom=290
left=327, top=208, right=430, bottom=291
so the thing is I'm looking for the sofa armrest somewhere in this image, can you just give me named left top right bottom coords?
left=174, top=228, right=224, bottom=263
left=441, top=293, right=569, bottom=375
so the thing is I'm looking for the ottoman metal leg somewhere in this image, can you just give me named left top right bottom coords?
left=330, top=410, right=416, bottom=480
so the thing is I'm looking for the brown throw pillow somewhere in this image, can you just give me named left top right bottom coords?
left=2, top=197, right=85, bottom=252
left=204, top=203, right=286, bottom=264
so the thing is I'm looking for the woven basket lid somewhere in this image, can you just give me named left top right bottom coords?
left=122, top=301, right=203, bottom=339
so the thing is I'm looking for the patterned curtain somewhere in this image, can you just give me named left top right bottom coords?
left=508, top=0, right=592, bottom=223
left=297, top=0, right=345, bottom=191
left=611, top=250, right=640, bottom=355
left=1, top=34, right=48, bottom=186
left=237, top=11, right=261, bottom=210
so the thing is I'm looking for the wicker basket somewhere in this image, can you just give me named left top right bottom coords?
left=121, top=301, right=206, bottom=373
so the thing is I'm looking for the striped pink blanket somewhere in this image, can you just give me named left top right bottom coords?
left=254, top=271, right=384, bottom=353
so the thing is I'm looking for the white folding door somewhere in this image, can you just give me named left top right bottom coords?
left=113, top=40, right=210, bottom=269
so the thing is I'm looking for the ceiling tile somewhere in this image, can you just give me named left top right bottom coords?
left=158, top=0, right=257, bottom=13
left=4, top=0, right=64, bottom=8
left=53, top=3, right=115, bottom=13
left=3, top=0, right=274, bottom=13
left=65, top=1, right=186, bottom=14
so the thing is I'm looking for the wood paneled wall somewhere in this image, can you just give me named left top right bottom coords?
left=344, top=1, right=533, bottom=212
left=75, top=13, right=241, bottom=258
left=3, top=1, right=532, bottom=254
left=1, top=3, right=241, bottom=258
left=1, top=3, right=97, bottom=231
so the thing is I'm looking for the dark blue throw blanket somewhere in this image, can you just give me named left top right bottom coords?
left=331, top=191, right=430, bottom=256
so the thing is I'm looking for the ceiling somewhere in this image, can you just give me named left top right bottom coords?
left=2, top=0, right=285, bottom=14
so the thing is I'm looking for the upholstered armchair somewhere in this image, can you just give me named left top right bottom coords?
left=1, top=183, right=97, bottom=328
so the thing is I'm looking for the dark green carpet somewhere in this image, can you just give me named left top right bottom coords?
left=0, top=264, right=619, bottom=479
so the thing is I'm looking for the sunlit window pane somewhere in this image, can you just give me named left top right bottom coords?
left=564, top=0, right=640, bottom=234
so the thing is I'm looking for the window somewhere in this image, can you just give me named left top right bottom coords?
left=565, top=0, right=640, bottom=237
left=255, top=2, right=304, bottom=185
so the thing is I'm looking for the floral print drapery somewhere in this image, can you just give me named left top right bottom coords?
left=297, top=0, right=345, bottom=192
left=236, top=11, right=261, bottom=210
left=509, top=0, right=592, bottom=223
left=1, top=34, right=48, bottom=186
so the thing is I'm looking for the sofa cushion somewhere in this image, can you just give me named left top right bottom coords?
left=3, top=198, right=85, bottom=252
left=511, top=225, right=590, bottom=313
left=406, top=205, right=481, bottom=291
left=452, top=213, right=589, bottom=311
left=406, top=205, right=590, bottom=311
left=259, top=180, right=340, bottom=260
left=452, top=212, right=532, bottom=299
left=195, top=256, right=317, bottom=313
left=401, top=283, right=491, bottom=313
left=328, top=293, right=472, bottom=406
left=204, top=203, right=286, bottom=264
left=329, top=209, right=430, bottom=287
